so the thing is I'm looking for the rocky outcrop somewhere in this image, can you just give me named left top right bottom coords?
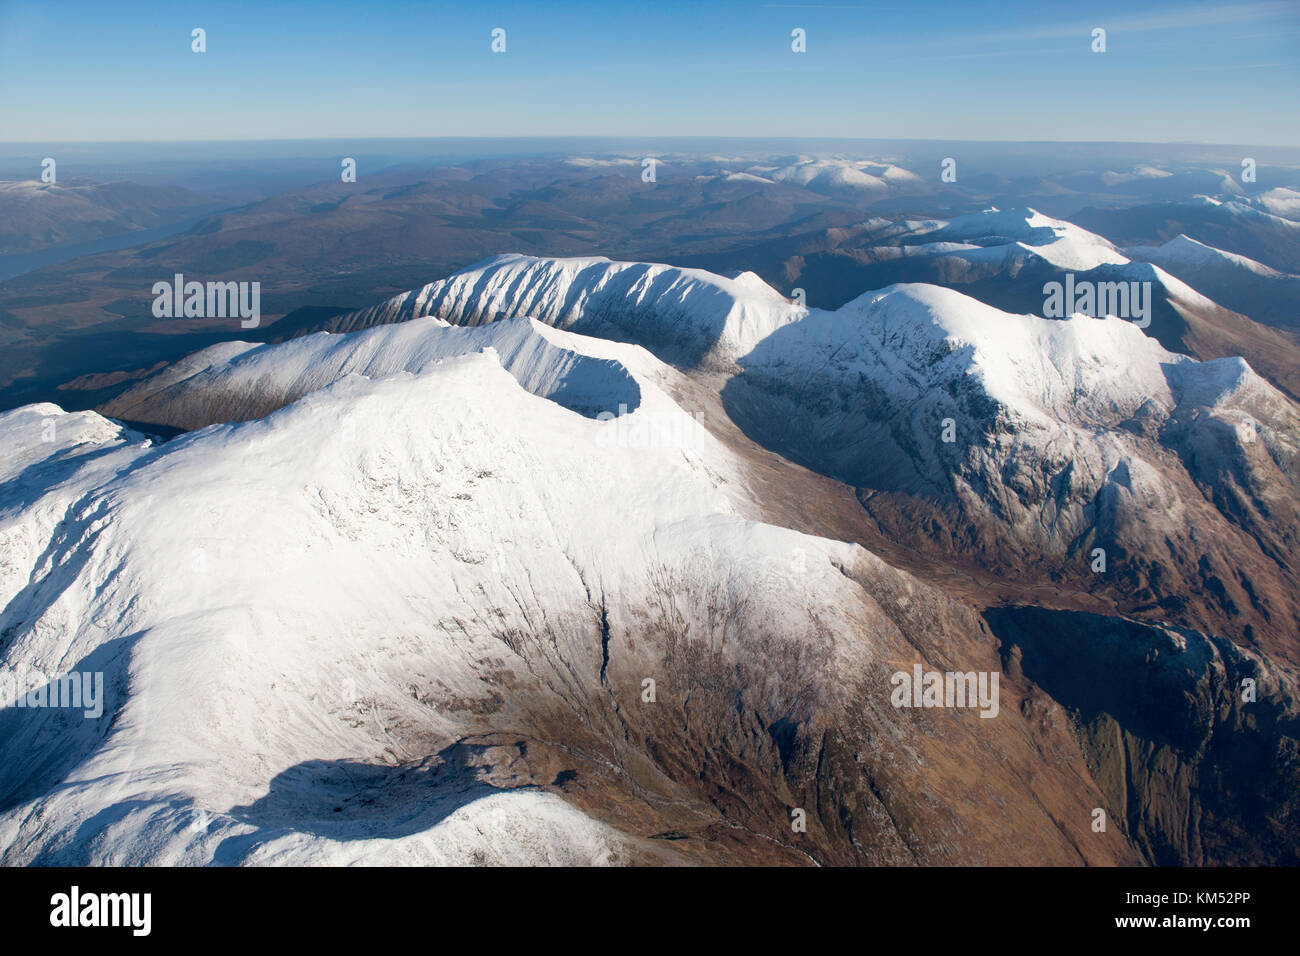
left=987, top=606, right=1300, bottom=865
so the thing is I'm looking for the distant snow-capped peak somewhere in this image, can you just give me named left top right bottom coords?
left=1127, top=233, right=1283, bottom=277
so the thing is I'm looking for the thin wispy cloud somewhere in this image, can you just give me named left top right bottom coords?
left=944, top=1, right=1298, bottom=46
left=1184, top=61, right=1294, bottom=71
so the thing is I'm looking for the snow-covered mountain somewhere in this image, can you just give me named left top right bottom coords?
left=7, top=251, right=1300, bottom=866
left=747, top=206, right=1300, bottom=401
left=1251, top=187, right=1300, bottom=221
left=2, top=312, right=1199, bottom=867
left=1074, top=195, right=1300, bottom=274
left=1129, top=232, right=1281, bottom=275
left=726, top=280, right=1300, bottom=648
left=853, top=207, right=1133, bottom=272
left=3, top=341, right=791, bottom=864
left=740, top=158, right=923, bottom=197
left=1126, top=234, right=1300, bottom=330
left=786, top=206, right=1221, bottom=319
left=102, top=253, right=1300, bottom=655
left=102, top=315, right=647, bottom=430
left=315, top=254, right=802, bottom=368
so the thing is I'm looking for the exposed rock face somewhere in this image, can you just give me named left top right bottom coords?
left=987, top=607, right=1300, bottom=866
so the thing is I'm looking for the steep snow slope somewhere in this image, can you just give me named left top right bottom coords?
left=1129, top=233, right=1281, bottom=276
left=102, top=316, right=646, bottom=430
left=327, top=253, right=801, bottom=368
left=0, top=383, right=662, bottom=865
left=1126, top=234, right=1300, bottom=330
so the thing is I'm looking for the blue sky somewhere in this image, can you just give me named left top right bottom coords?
left=1, top=0, right=1297, bottom=144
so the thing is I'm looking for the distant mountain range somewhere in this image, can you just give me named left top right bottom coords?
left=0, top=180, right=221, bottom=256
left=5, top=154, right=1300, bottom=411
